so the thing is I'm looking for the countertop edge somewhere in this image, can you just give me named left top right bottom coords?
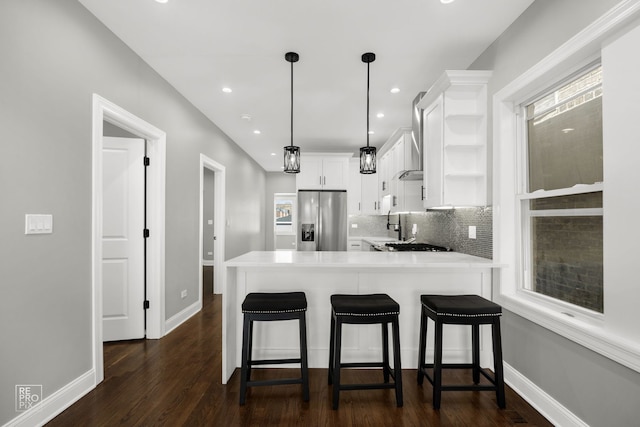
left=225, top=251, right=506, bottom=269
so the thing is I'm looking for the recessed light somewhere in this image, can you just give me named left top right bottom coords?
left=441, top=0, right=455, bottom=4
left=240, top=114, right=251, bottom=121
left=368, top=130, right=375, bottom=135
left=562, top=128, right=575, bottom=134
left=376, top=112, right=385, bottom=118
left=270, top=153, right=276, bottom=156
left=390, top=87, right=400, bottom=94
left=222, top=87, right=232, bottom=93
left=253, top=130, right=261, bottom=135
left=155, top=0, right=169, bottom=3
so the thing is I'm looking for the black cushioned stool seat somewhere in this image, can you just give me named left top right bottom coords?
left=239, top=292, right=309, bottom=405
left=417, top=294, right=505, bottom=409
left=328, top=294, right=403, bottom=410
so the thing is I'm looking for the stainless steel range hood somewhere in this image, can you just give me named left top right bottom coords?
left=398, top=92, right=426, bottom=181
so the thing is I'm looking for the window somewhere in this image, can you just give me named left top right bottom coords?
left=493, top=2, right=640, bottom=374
left=520, top=65, right=603, bottom=313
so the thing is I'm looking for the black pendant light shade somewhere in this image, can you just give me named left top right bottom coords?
left=360, top=52, right=377, bottom=174
left=283, top=144, right=300, bottom=173
left=283, top=52, right=300, bottom=173
left=360, top=145, right=376, bottom=174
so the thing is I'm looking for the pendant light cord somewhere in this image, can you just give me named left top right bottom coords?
left=366, top=61, right=370, bottom=148
left=290, top=59, right=294, bottom=148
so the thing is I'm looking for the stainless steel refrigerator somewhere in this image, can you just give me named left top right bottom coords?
left=298, top=190, right=347, bottom=251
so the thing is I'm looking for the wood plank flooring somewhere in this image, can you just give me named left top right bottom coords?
left=48, top=293, right=552, bottom=426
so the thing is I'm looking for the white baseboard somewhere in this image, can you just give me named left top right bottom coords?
left=504, top=362, right=588, bottom=427
left=164, top=300, right=201, bottom=335
left=4, top=370, right=95, bottom=427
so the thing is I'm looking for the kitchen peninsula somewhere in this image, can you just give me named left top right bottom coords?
left=222, top=250, right=504, bottom=383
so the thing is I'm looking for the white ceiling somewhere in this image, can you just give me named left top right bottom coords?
left=79, top=0, right=534, bottom=172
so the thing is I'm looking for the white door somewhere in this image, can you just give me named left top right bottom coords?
left=102, top=137, right=146, bottom=341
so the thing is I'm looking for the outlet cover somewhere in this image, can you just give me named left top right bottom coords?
left=468, top=226, right=477, bottom=239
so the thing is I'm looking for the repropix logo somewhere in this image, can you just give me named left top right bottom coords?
left=15, top=385, right=42, bottom=412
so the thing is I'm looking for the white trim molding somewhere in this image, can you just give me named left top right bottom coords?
left=199, top=154, right=226, bottom=297
left=91, top=94, right=167, bottom=386
left=165, top=300, right=202, bottom=335
left=5, top=370, right=95, bottom=427
left=504, top=363, right=588, bottom=427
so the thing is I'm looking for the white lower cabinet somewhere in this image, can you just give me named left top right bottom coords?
left=347, top=239, right=363, bottom=251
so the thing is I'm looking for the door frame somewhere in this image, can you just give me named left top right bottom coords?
left=92, top=94, right=166, bottom=384
left=199, top=154, right=226, bottom=296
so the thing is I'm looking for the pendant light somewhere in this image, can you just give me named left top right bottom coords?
left=283, top=52, right=300, bottom=173
left=360, top=52, right=377, bottom=174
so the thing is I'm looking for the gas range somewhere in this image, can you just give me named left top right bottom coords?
left=381, top=242, right=452, bottom=252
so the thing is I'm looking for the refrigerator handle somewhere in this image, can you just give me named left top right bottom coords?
left=316, top=205, right=321, bottom=250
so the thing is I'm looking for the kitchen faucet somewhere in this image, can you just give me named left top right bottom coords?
left=387, top=210, right=402, bottom=241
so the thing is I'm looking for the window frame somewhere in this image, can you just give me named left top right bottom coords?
left=516, top=63, right=604, bottom=317
left=492, top=1, right=640, bottom=373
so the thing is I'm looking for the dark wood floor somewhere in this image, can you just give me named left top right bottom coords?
left=48, top=292, right=552, bottom=426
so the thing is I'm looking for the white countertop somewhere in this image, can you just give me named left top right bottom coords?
left=350, top=236, right=399, bottom=243
left=225, top=250, right=504, bottom=269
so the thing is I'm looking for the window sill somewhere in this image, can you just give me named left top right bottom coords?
left=495, top=292, right=640, bottom=373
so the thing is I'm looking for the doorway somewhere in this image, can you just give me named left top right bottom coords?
left=274, top=193, right=297, bottom=250
left=202, top=168, right=215, bottom=296
left=92, top=94, right=166, bottom=385
left=199, top=154, right=225, bottom=298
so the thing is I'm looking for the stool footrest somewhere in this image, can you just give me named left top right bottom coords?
left=420, top=366, right=498, bottom=387
left=340, top=362, right=384, bottom=369
left=441, top=384, right=497, bottom=391
left=339, top=383, right=397, bottom=391
left=247, top=378, right=303, bottom=387
left=250, top=358, right=302, bottom=366
left=422, top=363, right=474, bottom=370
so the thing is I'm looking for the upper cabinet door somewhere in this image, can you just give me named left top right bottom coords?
left=296, top=156, right=324, bottom=189
left=361, top=173, right=379, bottom=214
left=296, top=155, right=349, bottom=190
left=423, top=95, right=444, bottom=208
left=347, top=158, right=362, bottom=214
left=322, top=157, right=348, bottom=190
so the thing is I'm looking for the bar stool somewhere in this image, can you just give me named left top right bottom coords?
left=239, top=292, right=309, bottom=405
left=328, top=293, right=403, bottom=410
left=417, top=294, right=505, bottom=409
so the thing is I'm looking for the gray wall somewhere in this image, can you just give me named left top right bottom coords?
left=265, top=172, right=296, bottom=250
left=470, top=0, right=640, bottom=425
left=0, top=0, right=266, bottom=423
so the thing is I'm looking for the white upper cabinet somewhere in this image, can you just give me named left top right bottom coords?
left=296, top=154, right=350, bottom=190
left=361, top=172, right=379, bottom=214
left=348, top=158, right=379, bottom=215
left=348, top=159, right=362, bottom=214
left=379, top=151, right=391, bottom=197
left=378, top=128, right=423, bottom=213
left=418, top=70, right=492, bottom=208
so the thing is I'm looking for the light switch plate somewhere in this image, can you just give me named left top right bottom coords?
left=25, top=214, right=53, bottom=234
